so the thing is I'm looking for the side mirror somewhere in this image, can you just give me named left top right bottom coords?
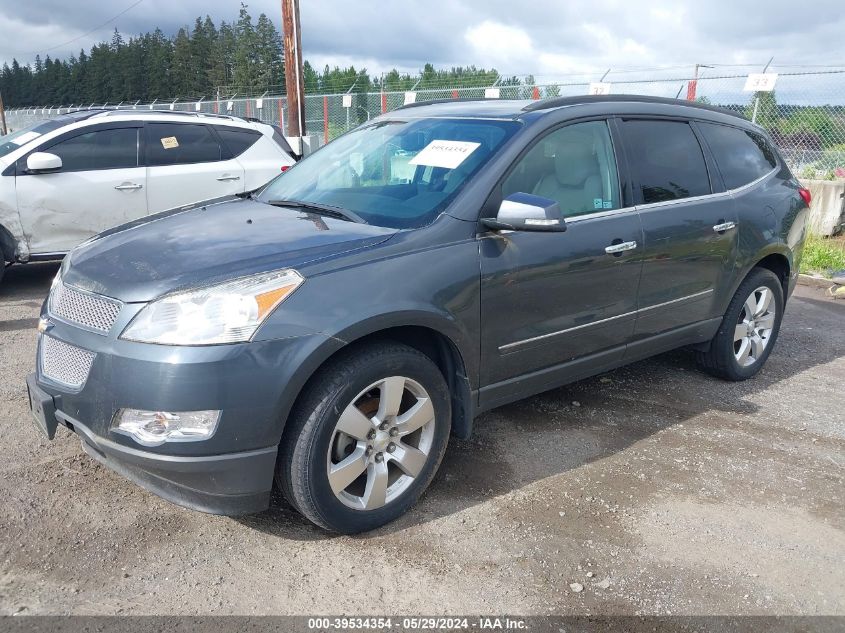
left=482, top=192, right=567, bottom=232
left=27, top=152, right=62, bottom=174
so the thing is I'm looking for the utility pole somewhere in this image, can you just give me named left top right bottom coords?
left=282, top=0, right=306, bottom=140
left=0, top=91, right=7, bottom=135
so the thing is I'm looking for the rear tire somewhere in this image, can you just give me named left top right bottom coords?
left=276, top=342, right=451, bottom=534
left=696, top=268, right=784, bottom=381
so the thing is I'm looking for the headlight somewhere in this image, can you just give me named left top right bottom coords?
left=121, top=269, right=304, bottom=345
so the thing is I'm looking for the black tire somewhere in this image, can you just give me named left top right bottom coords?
left=696, top=268, right=784, bottom=381
left=276, top=342, right=451, bottom=534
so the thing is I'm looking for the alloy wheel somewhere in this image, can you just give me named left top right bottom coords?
left=326, top=376, right=436, bottom=510
left=733, top=286, right=777, bottom=367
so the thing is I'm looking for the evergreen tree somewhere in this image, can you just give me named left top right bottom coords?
left=254, top=13, right=283, bottom=90
left=232, top=3, right=259, bottom=92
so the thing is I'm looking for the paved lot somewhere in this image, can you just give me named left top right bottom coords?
left=0, top=262, right=843, bottom=616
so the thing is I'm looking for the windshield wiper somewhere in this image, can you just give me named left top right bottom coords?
left=266, top=199, right=367, bottom=224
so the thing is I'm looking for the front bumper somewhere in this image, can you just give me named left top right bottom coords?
left=28, top=372, right=277, bottom=514
left=30, top=311, right=341, bottom=515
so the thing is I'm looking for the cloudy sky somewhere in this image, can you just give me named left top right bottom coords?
left=0, top=0, right=841, bottom=80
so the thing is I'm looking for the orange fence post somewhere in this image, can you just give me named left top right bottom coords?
left=532, top=86, right=540, bottom=100
left=452, top=89, right=458, bottom=99
left=381, top=92, right=387, bottom=113
left=323, top=96, right=329, bottom=143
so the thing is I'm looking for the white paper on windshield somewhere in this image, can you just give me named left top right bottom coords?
left=409, top=140, right=481, bottom=169
left=11, top=131, right=41, bottom=146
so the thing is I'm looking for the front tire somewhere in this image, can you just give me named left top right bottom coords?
left=277, top=342, right=451, bottom=533
left=697, top=268, right=784, bottom=381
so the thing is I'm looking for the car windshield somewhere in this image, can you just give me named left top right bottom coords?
left=0, top=119, right=65, bottom=159
left=257, top=117, right=520, bottom=229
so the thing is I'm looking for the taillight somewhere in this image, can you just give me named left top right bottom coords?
left=281, top=165, right=291, bottom=172
left=798, top=188, right=812, bottom=206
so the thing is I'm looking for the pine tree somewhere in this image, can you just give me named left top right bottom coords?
left=233, top=3, right=259, bottom=93
left=171, top=28, right=193, bottom=97
left=254, top=13, right=283, bottom=90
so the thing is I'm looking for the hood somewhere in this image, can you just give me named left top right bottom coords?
left=63, top=198, right=397, bottom=302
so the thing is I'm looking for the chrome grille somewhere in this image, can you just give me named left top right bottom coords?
left=49, top=280, right=121, bottom=334
left=40, top=336, right=96, bottom=389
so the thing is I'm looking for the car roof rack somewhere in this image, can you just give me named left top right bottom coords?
left=522, top=93, right=744, bottom=119
left=96, top=109, right=247, bottom=123
left=391, top=97, right=492, bottom=112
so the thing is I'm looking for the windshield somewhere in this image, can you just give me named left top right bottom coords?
left=258, top=117, right=520, bottom=229
left=0, top=118, right=65, bottom=159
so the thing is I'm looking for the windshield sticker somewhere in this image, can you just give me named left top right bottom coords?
left=409, top=140, right=481, bottom=170
left=160, top=136, right=179, bottom=149
left=11, top=131, right=41, bottom=146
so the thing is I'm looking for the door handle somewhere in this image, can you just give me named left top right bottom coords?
left=605, top=240, right=638, bottom=255
left=713, top=221, right=737, bottom=233
left=216, top=175, right=241, bottom=182
left=114, top=183, right=143, bottom=191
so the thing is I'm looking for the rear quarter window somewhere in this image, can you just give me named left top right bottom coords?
left=216, top=128, right=262, bottom=159
left=697, top=122, right=778, bottom=189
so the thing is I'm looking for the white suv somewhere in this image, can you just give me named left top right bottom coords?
left=0, top=110, right=296, bottom=282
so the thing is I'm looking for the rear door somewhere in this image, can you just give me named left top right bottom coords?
left=144, top=122, right=245, bottom=212
left=620, top=118, right=738, bottom=339
left=216, top=125, right=289, bottom=192
left=16, top=124, right=146, bottom=254
left=479, top=119, right=643, bottom=405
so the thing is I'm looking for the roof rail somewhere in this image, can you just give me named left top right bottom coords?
left=101, top=109, right=243, bottom=122
left=522, top=93, right=744, bottom=119
left=392, top=97, right=489, bottom=111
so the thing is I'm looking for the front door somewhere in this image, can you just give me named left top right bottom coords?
left=17, top=126, right=147, bottom=254
left=479, top=120, right=643, bottom=407
left=619, top=119, right=738, bottom=338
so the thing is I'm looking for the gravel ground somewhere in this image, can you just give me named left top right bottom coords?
left=0, top=262, right=842, bottom=616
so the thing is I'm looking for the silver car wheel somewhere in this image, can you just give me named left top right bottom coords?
left=326, top=376, right=436, bottom=511
left=734, top=285, right=776, bottom=367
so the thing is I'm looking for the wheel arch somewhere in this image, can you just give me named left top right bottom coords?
left=0, top=222, right=16, bottom=263
left=726, top=245, right=792, bottom=313
left=279, top=316, right=476, bottom=446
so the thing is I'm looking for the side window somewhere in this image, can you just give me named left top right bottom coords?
left=697, top=122, right=777, bottom=189
left=43, top=128, right=138, bottom=172
left=146, top=124, right=222, bottom=167
left=502, top=120, right=620, bottom=217
left=623, top=120, right=711, bottom=204
left=217, top=128, right=262, bottom=159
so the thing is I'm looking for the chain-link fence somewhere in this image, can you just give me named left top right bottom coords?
left=4, top=69, right=845, bottom=177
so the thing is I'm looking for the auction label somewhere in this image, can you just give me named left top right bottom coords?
left=409, top=140, right=481, bottom=169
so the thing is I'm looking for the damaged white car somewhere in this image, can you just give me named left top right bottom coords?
left=0, top=109, right=295, bottom=284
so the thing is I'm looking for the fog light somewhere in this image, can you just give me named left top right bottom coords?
left=112, top=409, right=220, bottom=446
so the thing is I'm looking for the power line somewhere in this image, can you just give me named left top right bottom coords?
left=32, top=0, right=145, bottom=55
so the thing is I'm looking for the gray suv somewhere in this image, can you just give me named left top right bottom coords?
left=27, top=95, right=810, bottom=533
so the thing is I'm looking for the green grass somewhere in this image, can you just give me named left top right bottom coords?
left=800, top=235, right=845, bottom=276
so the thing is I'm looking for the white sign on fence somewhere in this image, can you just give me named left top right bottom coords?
left=588, top=82, right=611, bottom=95
left=226, top=101, right=234, bottom=112
left=404, top=91, right=417, bottom=105
left=743, top=73, right=778, bottom=92
left=342, top=94, right=352, bottom=108
left=195, top=102, right=202, bottom=111
left=255, top=98, right=264, bottom=110
left=484, top=87, right=500, bottom=99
